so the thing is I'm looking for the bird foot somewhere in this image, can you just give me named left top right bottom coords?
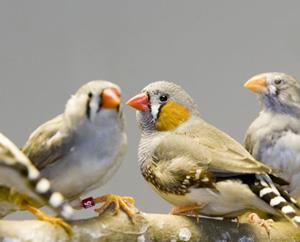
left=247, top=212, right=273, bottom=238
left=22, top=202, right=72, bottom=235
left=170, top=203, right=204, bottom=216
left=92, top=194, right=136, bottom=219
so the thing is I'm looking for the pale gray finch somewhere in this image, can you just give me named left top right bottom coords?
left=0, top=132, right=73, bottom=232
left=22, top=80, right=135, bottom=218
left=127, top=81, right=300, bottom=228
left=244, top=72, right=300, bottom=202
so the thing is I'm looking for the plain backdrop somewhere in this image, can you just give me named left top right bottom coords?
left=1, top=0, right=300, bottom=219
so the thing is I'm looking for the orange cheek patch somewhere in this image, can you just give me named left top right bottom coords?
left=155, top=101, right=190, bottom=131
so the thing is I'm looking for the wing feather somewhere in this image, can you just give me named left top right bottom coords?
left=22, top=115, right=74, bottom=170
left=155, top=119, right=272, bottom=175
left=244, top=132, right=254, bottom=155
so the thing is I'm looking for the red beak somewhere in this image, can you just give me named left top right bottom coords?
left=126, top=92, right=149, bottom=111
left=102, top=88, right=120, bottom=109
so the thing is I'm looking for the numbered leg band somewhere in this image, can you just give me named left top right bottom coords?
left=81, top=197, right=95, bottom=208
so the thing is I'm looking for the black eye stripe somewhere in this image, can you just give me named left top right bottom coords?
left=97, top=93, right=102, bottom=113
left=156, top=102, right=166, bottom=120
left=86, top=93, right=93, bottom=119
left=147, top=92, right=151, bottom=112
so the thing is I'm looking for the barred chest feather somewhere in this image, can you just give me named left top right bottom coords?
left=138, top=133, right=165, bottom=172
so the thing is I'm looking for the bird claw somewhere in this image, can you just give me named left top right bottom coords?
left=93, top=194, right=136, bottom=219
left=22, top=202, right=72, bottom=235
left=247, top=213, right=273, bottom=238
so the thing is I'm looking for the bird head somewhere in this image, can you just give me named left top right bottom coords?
left=127, top=81, right=199, bottom=133
left=244, top=72, right=300, bottom=114
left=65, top=80, right=122, bottom=126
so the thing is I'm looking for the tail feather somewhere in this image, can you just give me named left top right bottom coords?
left=19, top=164, right=74, bottom=219
left=274, top=184, right=300, bottom=209
left=251, top=174, right=300, bottom=227
left=0, top=133, right=73, bottom=220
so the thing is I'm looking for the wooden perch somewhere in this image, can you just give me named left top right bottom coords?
left=0, top=209, right=299, bottom=242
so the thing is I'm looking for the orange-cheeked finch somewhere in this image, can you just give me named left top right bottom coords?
left=127, top=81, right=300, bottom=228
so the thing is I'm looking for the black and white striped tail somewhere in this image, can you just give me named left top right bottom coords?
left=0, top=132, right=74, bottom=220
left=251, top=174, right=300, bottom=227
left=19, top=165, right=74, bottom=220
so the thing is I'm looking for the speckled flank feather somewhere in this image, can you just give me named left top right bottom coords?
left=0, top=133, right=73, bottom=219
left=142, top=162, right=215, bottom=195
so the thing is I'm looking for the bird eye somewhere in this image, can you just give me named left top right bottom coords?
left=159, top=95, right=168, bottom=102
left=274, top=79, right=282, bottom=85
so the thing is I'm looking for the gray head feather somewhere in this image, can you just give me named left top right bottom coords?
left=260, top=73, right=300, bottom=116
left=75, top=80, right=120, bottom=96
left=136, top=81, right=200, bottom=133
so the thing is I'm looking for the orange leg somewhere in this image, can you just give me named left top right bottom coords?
left=93, top=194, right=136, bottom=219
left=247, top=213, right=273, bottom=238
left=170, top=203, right=204, bottom=216
left=22, top=201, right=72, bottom=235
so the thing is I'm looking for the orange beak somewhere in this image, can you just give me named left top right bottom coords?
left=126, top=92, right=149, bottom=111
left=244, top=74, right=268, bottom=93
left=102, top=88, right=120, bottom=109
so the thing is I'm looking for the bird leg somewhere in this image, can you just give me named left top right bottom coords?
left=247, top=212, right=273, bottom=238
left=89, top=194, right=136, bottom=219
left=223, top=217, right=240, bottom=228
left=21, top=201, right=72, bottom=235
left=170, top=203, right=204, bottom=216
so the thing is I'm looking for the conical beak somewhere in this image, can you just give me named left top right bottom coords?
left=126, top=92, right=149, bottom=111
left=102, top=88, right=120, bottom=109
left=244, top=74, right=268, bottom=93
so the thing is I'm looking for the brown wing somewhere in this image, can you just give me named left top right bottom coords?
left=159, top=119, right=272, bottom=175
left=22, top=114, right=74, bottom=170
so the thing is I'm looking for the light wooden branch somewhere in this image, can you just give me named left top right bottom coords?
left=0, top=210, right=299, bottom=242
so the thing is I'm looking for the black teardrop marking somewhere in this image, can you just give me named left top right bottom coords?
left=86, top=92, right=93, bottom=119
